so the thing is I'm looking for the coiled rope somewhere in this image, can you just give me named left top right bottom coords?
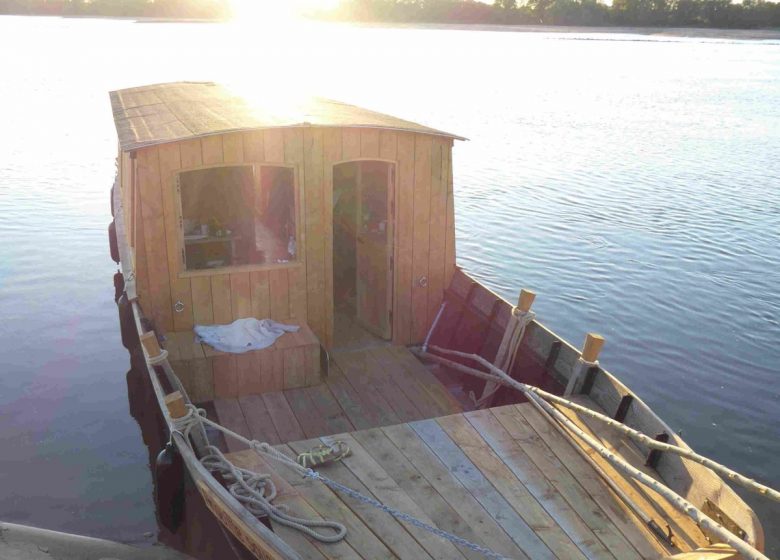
left=172, top=407, right=346, bottom=543
left=172, top=405, right=508, bottom=559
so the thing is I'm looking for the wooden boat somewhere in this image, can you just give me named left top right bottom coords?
left=108, top=82, right=768, bottom=560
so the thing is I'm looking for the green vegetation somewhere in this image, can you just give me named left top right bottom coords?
left=1, top=0, right=777, bottom=28
left=0, top=0, right=231, bottom=19
left=317, top=0, right=780, bottom=29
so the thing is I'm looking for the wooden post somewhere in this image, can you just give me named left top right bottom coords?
left=581, top=333, right=605, bottom=363
left=517, top=289, right=536, bottom=313
left=164, top=390, right=187, bottom=419
left=565, top=333, right=606, bottom=396
left=140, top=331, right=162, bottom=359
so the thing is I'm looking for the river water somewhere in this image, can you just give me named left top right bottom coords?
left=0, top=15, right=778, bottom=555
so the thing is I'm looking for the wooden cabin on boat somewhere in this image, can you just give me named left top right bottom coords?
left=110, top=82, right=766, bottom=560
left=113, top=81, right=460, bottom=351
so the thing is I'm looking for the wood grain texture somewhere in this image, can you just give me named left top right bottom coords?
left=230, top=272, right=252, bottom=319
left=250, top=270, right=270, bottom=318
left=211, top=274, right=233, bottom=324
left=213, top=355, right=239, bottom=399
left=269, top=269, right=290, bottom=321
left=130, top=126, right=458, bottom=364
left=201, top=134, right=224, bottom=165
left=287, top=438, right=435, bottom=560
left=158, top=142, right=193, bottom=330
left=487, top=405, right=645, bottom=560
left=272, top=444, right=396, bottom=560
left=359, top=129, right=380, bottom=158
left=437, top=413, right=589, bottom=560
left=213, top=397, right=250, bottom=452
left=136, top=146, right=173, bottom=331
left=242, top=130, right=264, bottom=162
left=412, top=418, right=556, bottom=559
left=191, top=276, right=214, bottom=325
left=303, top=127, right=325, bottom=343
left=426, top=137, right=447, bottom=331
left=444, top=139, right=457, bottom=288
left=394, top=133, right=416, bottom=345
left=353, top=427, right=487, bottom=560
left=263, top=392, right=306, bottom=442
left=285, top=128, right=308, bottom=324
left=342, top=128, right=361, bottom=161
left=322, top=432, right=469, bottom=560
left=322, top=128, right=343, bottom=348
left=509, top=404, right=668, bottom=559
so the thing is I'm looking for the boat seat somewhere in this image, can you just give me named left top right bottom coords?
left=162, top=323, right=322, bottom=403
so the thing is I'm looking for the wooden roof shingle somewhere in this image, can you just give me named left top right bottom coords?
left=110, top=81, right=465, bottom=151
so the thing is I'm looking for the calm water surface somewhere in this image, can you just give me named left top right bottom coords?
left=0, top=16, right=778, bottom=554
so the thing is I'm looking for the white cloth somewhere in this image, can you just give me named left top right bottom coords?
left=194, top=318, right=299, bottom=354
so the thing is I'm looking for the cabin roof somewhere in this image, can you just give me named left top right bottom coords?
left=110, top=81, right=466, bottom=151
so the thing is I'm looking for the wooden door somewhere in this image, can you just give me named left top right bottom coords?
left=356, top=162, right=394, bottom=339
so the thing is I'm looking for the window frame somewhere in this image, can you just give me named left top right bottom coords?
left=175, top=162, right=303, bottom=279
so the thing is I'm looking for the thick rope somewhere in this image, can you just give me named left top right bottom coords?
left=563, top=357, right=598, bottom=397
left=417, top=346, right=772, bottom=560
left=475, top=307, right=536, bottom=407
left=173, top=405, right=509, bottom=559
left=172, top=407, right=346, bottom=543
left=422, top=345, right=780, bottom=503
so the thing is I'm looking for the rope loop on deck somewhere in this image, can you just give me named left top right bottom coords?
left=173, top=405, right=347, bottom=543
left=174, top=405, right=509, bottom=559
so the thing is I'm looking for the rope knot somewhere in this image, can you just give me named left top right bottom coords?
left=512, top=307, right=536, bottom=325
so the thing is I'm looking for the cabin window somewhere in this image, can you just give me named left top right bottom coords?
left=177, top=165, right=298, bottom=272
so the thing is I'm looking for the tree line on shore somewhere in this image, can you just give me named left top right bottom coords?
left=318, top=0, right=780, bottom=29
left=1, top=0, right=778, bottom=29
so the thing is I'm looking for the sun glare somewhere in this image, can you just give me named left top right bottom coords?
left=229, top=0, right=340, bottom=23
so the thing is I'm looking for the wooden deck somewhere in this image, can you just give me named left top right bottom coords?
left=210, top=346, right=465, bottom=451
left=208, top=346, right=712, bottom=560
left=225, top=402, right=687, bottom=560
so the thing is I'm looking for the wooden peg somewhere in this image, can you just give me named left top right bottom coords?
left=164, top=391, right=187, bottom=419
left=140, top=331, right=162, bottom=358
left=581, top=333, right=605, bottom=362
left=517, top=289, right=536, bottom=312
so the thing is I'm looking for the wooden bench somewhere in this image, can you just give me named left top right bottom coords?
left=163, top=324, right=321, bottom=403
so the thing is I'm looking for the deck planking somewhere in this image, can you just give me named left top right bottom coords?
left=205, top=348, right=687, bottom=560
left=212, top=346, right=460, bottom=448
left=554, top=395, right=709, bottom=553
left=262, top=403, right=675, bottom=560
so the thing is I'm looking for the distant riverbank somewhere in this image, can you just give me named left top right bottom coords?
left=333, top=21, right=780, bottom=40
left=1, top=13, right=779, bottom=41
left=3, top=0, right=780, bottom=31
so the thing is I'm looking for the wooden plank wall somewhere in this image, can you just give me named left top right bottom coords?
left=124, top=127, right=456, bottom=348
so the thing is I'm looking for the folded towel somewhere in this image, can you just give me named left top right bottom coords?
left=194, top=318, right=299, bottom=354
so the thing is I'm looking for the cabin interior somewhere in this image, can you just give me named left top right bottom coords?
left=114, top=83, right=758, bottom=560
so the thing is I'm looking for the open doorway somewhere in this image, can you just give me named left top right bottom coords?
left=332, top=160, right=395, bottom=349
